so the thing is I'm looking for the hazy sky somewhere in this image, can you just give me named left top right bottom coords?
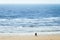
left=0, top=0, right=60, bottom=4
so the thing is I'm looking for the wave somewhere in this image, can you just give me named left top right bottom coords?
left=0, top=26, right=60, bottom=33
left=0, top=17, right=60, bottom=26
left=0, top=17, right=60, bottom=33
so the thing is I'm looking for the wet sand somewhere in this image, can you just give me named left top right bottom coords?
left=0, top=34, right=60, bottom=40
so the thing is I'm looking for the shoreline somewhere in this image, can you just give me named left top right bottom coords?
left=0, top=34, right=60, bottom=40
left=0, top=32, right=60, bottom=36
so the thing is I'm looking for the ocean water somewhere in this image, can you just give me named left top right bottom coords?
left=0, top=4, right=60, bottom=34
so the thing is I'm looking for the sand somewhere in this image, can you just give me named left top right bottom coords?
left=0, top=34, right=60, bottom=40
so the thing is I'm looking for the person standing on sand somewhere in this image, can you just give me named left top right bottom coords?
left=35, top=33, right=37, bottom=36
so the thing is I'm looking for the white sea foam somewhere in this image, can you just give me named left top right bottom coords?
left=0, top=17, right=60, bottom=33
left=0, top=26, right=60, bottom=33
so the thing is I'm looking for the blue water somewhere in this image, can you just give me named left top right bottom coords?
left=0, top=4, right=60, bottom=33
left=0, top=4, right=60, bottom=19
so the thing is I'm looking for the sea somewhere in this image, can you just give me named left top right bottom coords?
left=0, top=4, right=60, bottom=35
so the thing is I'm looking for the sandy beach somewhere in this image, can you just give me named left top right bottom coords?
left=0, top=34, right=60, bottom=40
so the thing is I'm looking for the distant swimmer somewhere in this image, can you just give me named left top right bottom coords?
left=35, top=33, right=37, bottom=36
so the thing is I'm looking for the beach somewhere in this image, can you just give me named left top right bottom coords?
left=0, top=34, right=60, bottom=40
left=0, top=4, right=60, bottom=40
